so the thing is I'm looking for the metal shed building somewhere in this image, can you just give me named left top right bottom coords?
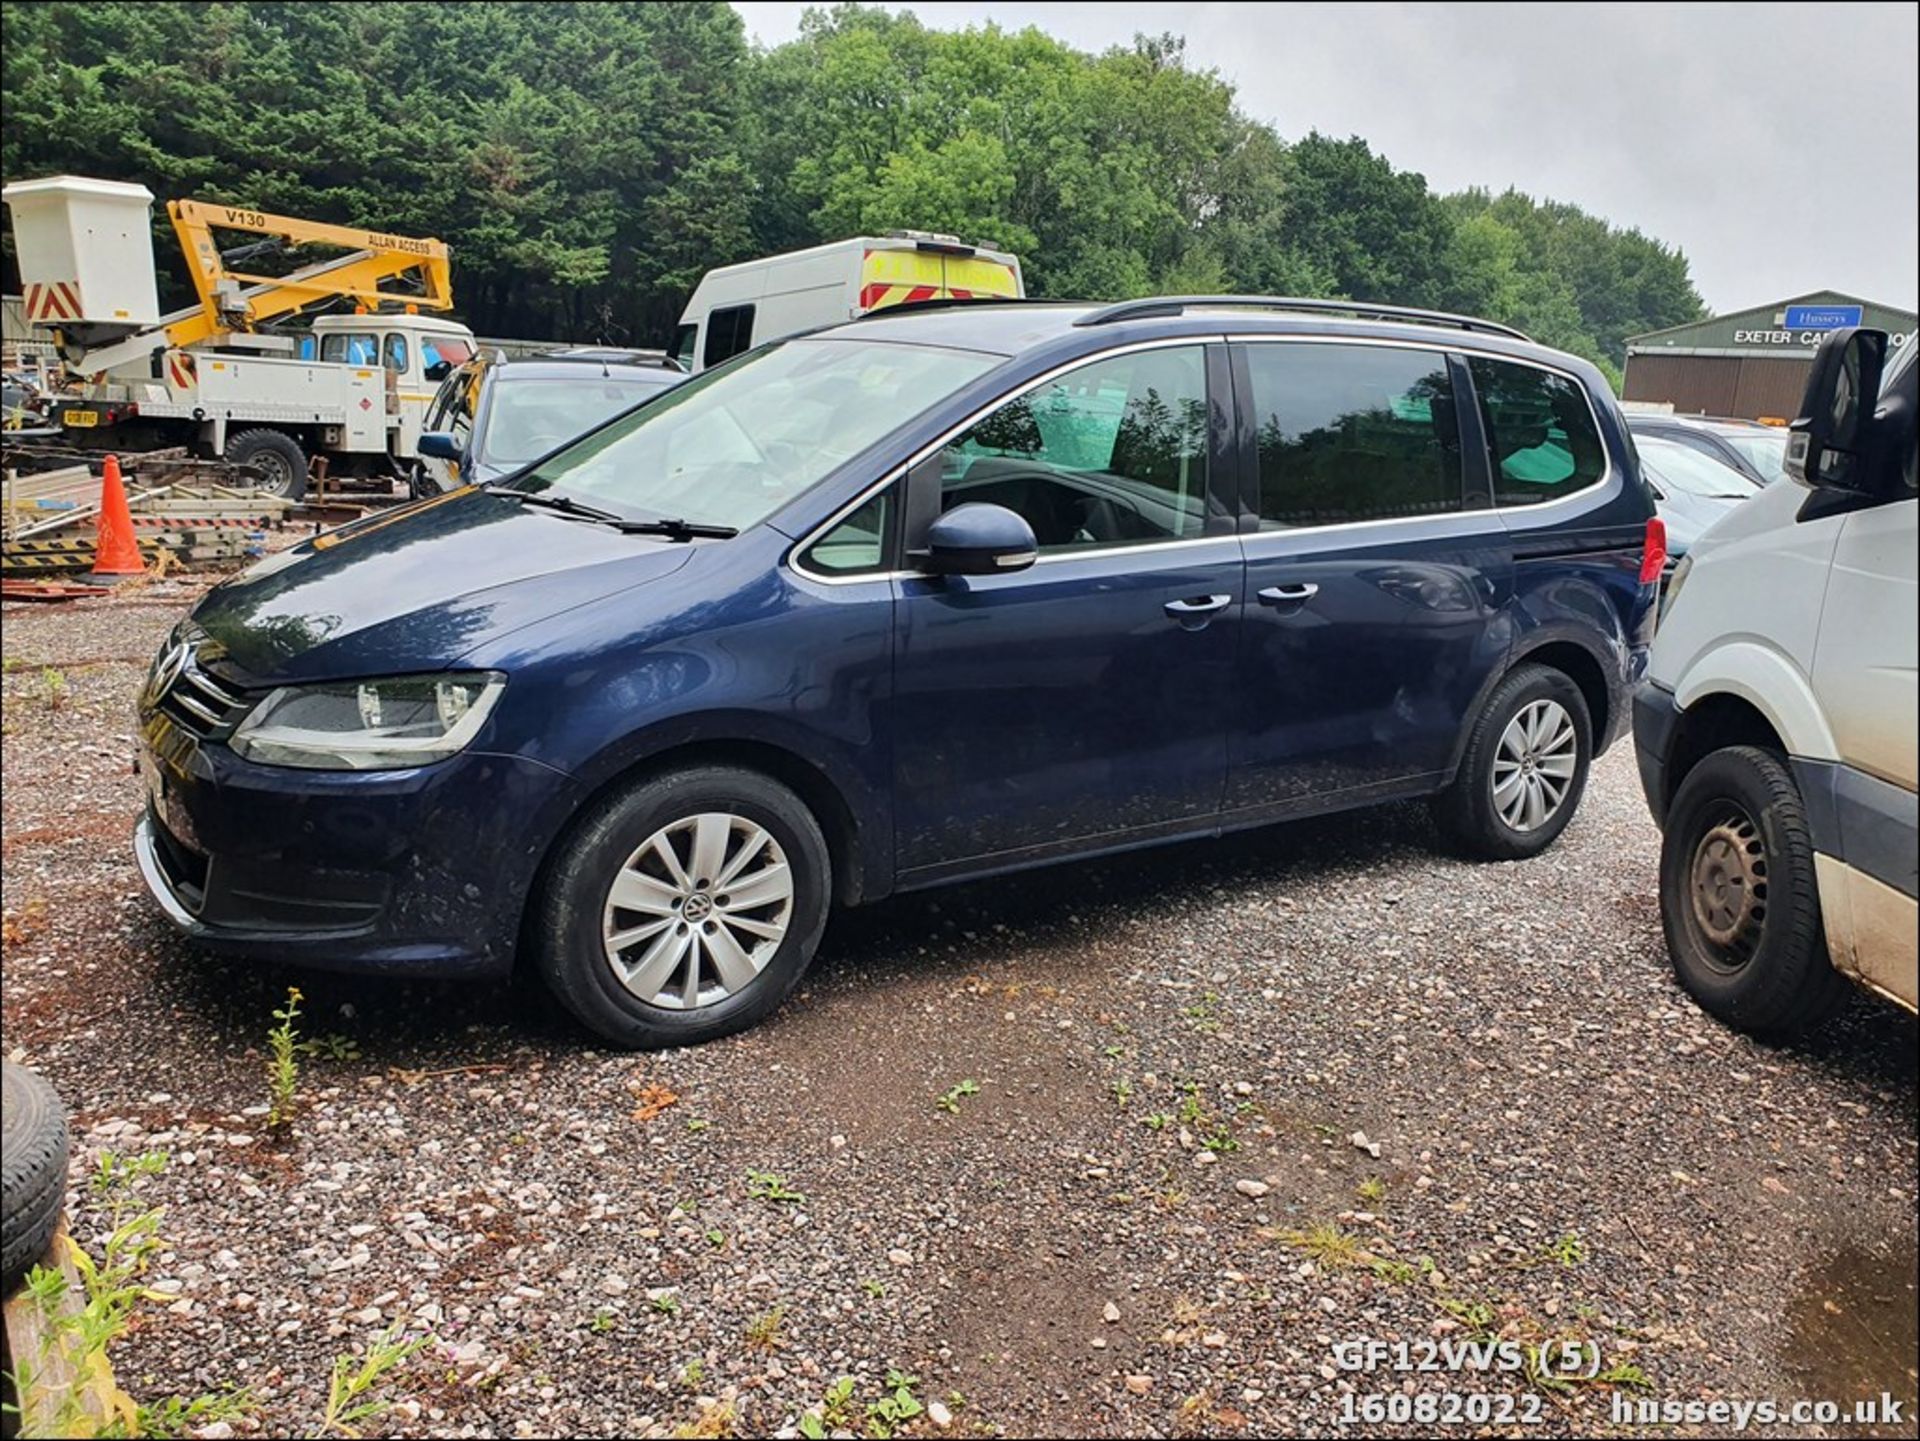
left=1623, top=290, right=1917, bottom=421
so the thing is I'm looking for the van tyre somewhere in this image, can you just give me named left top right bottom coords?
left=226, top=427, right=309, bottom=501
left=3, top=1063, right=70, bottom=1294
left=1659, top=745, right=1847, bottom=1037
left=1433, top=663, right=1591, bottom=860
left=535, top=766, right=831, bottom=1049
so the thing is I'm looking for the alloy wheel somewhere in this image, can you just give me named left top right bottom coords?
left=601, top=812, right=794, bottom=1010
left=1490, top=698, right=1578, bottom=832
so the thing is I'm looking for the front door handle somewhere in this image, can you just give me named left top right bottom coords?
left=1257, top=582, right=1320, bottom=608
left=1164, top=593, right=1232, bottom=618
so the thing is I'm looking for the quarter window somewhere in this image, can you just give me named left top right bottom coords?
left=1246, top=343, right=1464, bottom=527
left=1470, top=357, right=1606, bottom=505
left=939, top=346, right=1210, bottom=552
left=704, top=306, right=756, bottom=368
left=802, top=490, right=893, bottom=575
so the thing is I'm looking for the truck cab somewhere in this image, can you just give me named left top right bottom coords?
left=307, top=312, right=476, bottom=456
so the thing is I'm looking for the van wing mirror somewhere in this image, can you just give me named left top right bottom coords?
left=1787, top=327, right=1886, bottom=492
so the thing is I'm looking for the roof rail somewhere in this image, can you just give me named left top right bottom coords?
left=1072, top=295, right=1532, bottom=342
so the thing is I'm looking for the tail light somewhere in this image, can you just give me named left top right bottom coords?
left=1638, top=517, right=1667, bottom=584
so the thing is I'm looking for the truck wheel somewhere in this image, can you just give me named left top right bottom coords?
left=226, top=428, right=309, bottom=501
left=1432, top=663, right=1592, bottom=860
left=1660, top=745, right=1849, bottom=1037
left=534, top=766, right=832, bottom=1049
left=3, top=1063, right=70, bottom=1294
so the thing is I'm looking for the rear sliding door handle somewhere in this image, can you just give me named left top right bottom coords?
left=1164, top=593, right=1232, bottom=618
left=1257, top=582, right=1320, bottom=607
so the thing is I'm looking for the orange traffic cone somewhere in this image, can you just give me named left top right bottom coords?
left=89, top=454, right=145, bottom=582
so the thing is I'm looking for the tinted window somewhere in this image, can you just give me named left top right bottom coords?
left=1470, top=357, right=1606, bottom=505
left=1247, top=343, right=1463, bottom=528
left=939, top=345, right=1209, bottom=552
left=704, top=305, right=756, bottom=368
left=802, top=490, right=893, bottom=574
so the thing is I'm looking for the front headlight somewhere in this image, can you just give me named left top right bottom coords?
left=229, top=672, right=505, bottom=770
left=1659, top=554, right=1692, bottom=624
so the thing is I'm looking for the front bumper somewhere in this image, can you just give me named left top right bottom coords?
left=1631, top=680, right=1682, bottom=828
left=135, top=727, right=580, bottom=979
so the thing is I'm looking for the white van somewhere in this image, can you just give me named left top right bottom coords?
left=673, top=233, right=1024, bottom=373
left=1634, top=328, right=1917, bottom=1034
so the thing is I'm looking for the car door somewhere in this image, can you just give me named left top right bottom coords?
left=1810, top=480, right=1918, bottom=1003
left=1228, top=338, right=1513, bottom=813
left=889, top=341, right=1243, bottom=876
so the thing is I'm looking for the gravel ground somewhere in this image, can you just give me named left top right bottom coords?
left=3, top=584, right=1916, bottom=1440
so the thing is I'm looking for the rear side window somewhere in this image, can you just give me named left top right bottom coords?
left=1470, top=357, right=1607, bottom=505
left=704, top=305, right=756, bottom=368
left=320, top=332, right=379, bottom=365
left=1246, top=343, right=1464, bottom=528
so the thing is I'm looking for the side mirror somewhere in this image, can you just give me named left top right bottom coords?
left=915, top=502, right=1039, bottom=576
left=424, top=360, right=452, bottom=382
left=417, top=431, right=463, bottom=462
left=1788, top=327, right=1886, bottom=491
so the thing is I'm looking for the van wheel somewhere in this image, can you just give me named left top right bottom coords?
left=225, top=428, right=309, bottom=501
left=1433, top=663, right=1591, bottom=860
left=1659, top=746, right=1847, bottom=1037
left=534, top=767, right=831, bottom=1049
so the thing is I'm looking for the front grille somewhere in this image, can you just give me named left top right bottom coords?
left=142, top=634, right=255, bottom=741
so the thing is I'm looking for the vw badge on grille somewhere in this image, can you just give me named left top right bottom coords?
left=143, top=639, right=193, bottom=709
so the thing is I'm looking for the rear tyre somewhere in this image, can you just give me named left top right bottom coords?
left=534, top=767, right=831, bottom=1049
left=1659, top=745, right=1848, bottom=1036
left=2, top=1063, right=70, bottom=1294
left=1432, top=663, right=1592, bottom=860
left=225, top=427, right=309, bottom=501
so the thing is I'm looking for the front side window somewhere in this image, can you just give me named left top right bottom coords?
left=1247, top=342, right=1463, bottom=527
left=517, top=338, right=1001, bottom=532
left=939, top=345, right=1210, bottom=552
left=1470, top=357, right=1606, bottom=506
left=704, top=306, right=756, bottom=368
left=382, top=333, right=409, bottom=373
left=320, top=332, right=379, bottom=365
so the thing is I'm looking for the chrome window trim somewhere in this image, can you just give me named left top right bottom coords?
left=1228, top=332, right=1621, bottom=526
left=788, top=335, right=1221, bottom=586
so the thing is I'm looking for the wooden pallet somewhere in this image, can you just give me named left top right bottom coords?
left=0, top=1226, right=139, bottom=1438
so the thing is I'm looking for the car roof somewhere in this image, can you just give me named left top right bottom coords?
left=1627, top=413, right=1775, bottom=435
left=812, top=298, right=1596, bottom=374
left=484, top=358, right=683, bottom=383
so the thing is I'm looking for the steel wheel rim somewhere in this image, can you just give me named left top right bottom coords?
left=1686, top=804, right=1768, bottom=972
left=1491, top=698, right=1578, bottom=833
left=601, top=812, right=794, bottom=1011
left=249, top=448, right=296, bottom=496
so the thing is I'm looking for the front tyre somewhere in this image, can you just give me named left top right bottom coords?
left=1659, top=745, right=1847, bottom=1037
left=1433, top=663, right=1592, bottom=860
left=534, top=767, right=831, bottom=1049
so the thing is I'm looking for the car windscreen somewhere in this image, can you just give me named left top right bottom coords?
left=511, top=338, right=1003, bottom=530
left=479, top=375, right=679, bottom=468
left=1639, top=436, right=1759, bottom=498
left=1716, top=429, right=1790, bottom=485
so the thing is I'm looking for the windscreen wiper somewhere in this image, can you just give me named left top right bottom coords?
left=497, top=489, right=626, bottom=524
left=611, top=517, right=740, bottom=540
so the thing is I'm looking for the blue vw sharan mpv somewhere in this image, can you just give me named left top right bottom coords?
left=134, top=296, right=1663, bottom=1047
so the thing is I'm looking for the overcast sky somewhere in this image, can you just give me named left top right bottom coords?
left=731, top=1, right=1919, bottom=315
